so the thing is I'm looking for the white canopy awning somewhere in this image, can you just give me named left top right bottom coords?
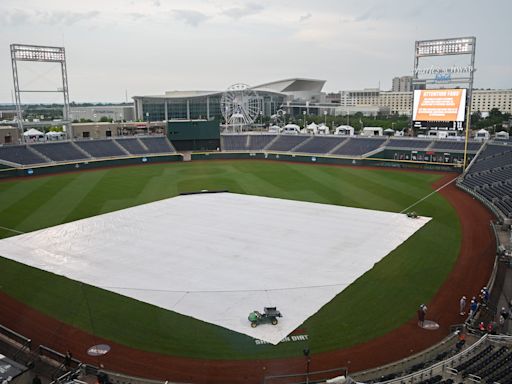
left=23, top=128, right=44, bottom=136
left=45, top=131, right=65, bottom=136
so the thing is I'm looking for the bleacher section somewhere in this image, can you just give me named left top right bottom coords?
left=139, top=137, right=176, bottom=153
left=0, top=136, right=177, bottom=167
left=217, top=134, right=486, bottom=158
left=387, top=138, right=433, bottom=149
left=266, top=135, right=309, bottom=152
left=358, top=335, right=512, bottom=384
left=116, top=138, right=152, bottom=155
left=222, top=135, right=248, bottom=151
left=468, top=144, right=512, bottom=174
left=292, top=136, right=346, bottom=154
left=0, top=145, right=46, bottom=165
left=461, top=143, right=512, bottom=218
left=32, top=142, right=89, bottom=162
left=451, top=344, right=512, bottom=384
left=331, top=137, right=386, bottom=156
left=247, top=135, right=276, bottom=150
left=431, top=141, right=482, bottom=152
left=75, top=139, right=126, bottom=158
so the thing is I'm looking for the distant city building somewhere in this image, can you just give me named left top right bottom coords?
left=471, top=89, right=512, bottom=115
left=69, top=105, right=134, bottom=122
left=133, top=79, right=325, bottom=121
left=338, top=88, right=512, bottom=116
left=0, top=126, right=19, bottom=145
left=391, top=76, right=413, bottom=92
left=133, top=79, right=512, bottom=122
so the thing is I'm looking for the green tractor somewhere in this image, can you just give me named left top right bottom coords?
left=248, top=307, right=282, bottom=328
left=406, top=211, right=418, bottom=219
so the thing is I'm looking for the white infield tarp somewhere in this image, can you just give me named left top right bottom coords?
left=0, top=193, right=430, bottom=344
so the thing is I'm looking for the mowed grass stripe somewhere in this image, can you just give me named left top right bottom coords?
left=17, top=171, right=109, bottom=231
left=0, top=176, right=78, bottom=234
left=0, top=161, right=460, bottom=360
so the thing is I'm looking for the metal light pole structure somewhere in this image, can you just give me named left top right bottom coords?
left=411, top=37, right=476, bottom=170
left=11, top=44, right=72, bottom=140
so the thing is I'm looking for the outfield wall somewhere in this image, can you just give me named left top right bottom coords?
left=0, top=150, right=461, bottom=180
left=191, top=152, right=461, bottom=172
left=0, top=154, right=183, bottom=179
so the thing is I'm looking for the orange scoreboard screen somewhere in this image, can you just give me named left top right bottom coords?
left=413, top=89, right=467, bottom=122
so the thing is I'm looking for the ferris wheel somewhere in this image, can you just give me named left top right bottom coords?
left=220, top=83, right=260, bottom=130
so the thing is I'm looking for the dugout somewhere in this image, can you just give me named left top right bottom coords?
left=167, top=119, right=220, bottom=151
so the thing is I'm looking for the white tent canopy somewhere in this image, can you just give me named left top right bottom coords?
left=317, top=124, right=330, bottom=134
left=334, top=125, right=355, bottom=136
left=495, top=131, right=510, bottom=140
left=282, top=123, right=301, bottom=134
left=474, top=129, right=490, bottom=140
left=45, top=131, right=65, bottom=136
left=23, top=128, right=44, bottom=136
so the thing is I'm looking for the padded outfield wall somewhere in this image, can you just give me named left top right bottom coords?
left=0, top=150, right=461, bottom=180
left=191, top=151, right=462, bottom=172
left=0, top=154, right=183, bottom=179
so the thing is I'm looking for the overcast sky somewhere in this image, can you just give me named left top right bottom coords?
left=1, top=0, right=511, bottom=103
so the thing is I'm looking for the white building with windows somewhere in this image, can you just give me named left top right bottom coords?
left=337, top=88, right=512, bottom=116
left=471, top=89, right=512, bottom=114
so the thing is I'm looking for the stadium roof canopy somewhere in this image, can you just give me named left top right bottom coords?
left=132, top=78, right=326, bottom=100
left=252, top=78, right=326, bottom=93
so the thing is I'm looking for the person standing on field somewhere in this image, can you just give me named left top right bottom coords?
left=460, top=296, right=467, bottom=316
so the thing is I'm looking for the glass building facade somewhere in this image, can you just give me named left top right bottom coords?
left=135, top=92, right=285, bottom=122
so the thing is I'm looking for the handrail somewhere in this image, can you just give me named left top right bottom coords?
left=377, top=335, right=489, bottom=384
left=0, top=323, right=32, bottom=346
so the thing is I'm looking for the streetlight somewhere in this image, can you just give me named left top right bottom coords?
left=145, top=112, right=150, bottom=135
left=303, top=110, right=307, bottom=131
left=323, top=110, right=327, bottom=126
left=260, top=110, right=263, bottom=128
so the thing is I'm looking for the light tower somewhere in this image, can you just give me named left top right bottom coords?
left=10, top=43, right=72, bottom=140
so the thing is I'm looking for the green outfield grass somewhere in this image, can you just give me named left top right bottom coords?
left=0, top=161, right=460, bottom=359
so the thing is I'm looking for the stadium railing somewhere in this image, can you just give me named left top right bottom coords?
left=102, top=369, right=190, bottom=384
left=0, top=323, right=32, bottom=362
left=352, top=331, right=463, bottom=383
left=373, top=334, right=495, bottom=384
left=263, top=366, right=348, bottom=384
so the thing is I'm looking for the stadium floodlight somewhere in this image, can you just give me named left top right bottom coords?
left=10, top=43, right=72, bottom=140
left=415, top=37, right=475, bottom=57
left=412, top=37, right=476, bottom=170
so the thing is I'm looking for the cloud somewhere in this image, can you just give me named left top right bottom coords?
left=0, top=9, right=100, bottom=26
left=128, top=12, right=147, bottom=21
left=222, top=3, right=264, bottom=20
left=41, top=10, right=100, bottom=26
left=299, top=13, right=312, bottom=22
left=0, top=8, right=30, bottom=25
left=354, top=9, right=375, bottom=22
left=172, top=9, right=209, bottom=26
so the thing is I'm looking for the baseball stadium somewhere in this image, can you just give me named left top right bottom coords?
left=1, top=41, right=512, bottom=384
